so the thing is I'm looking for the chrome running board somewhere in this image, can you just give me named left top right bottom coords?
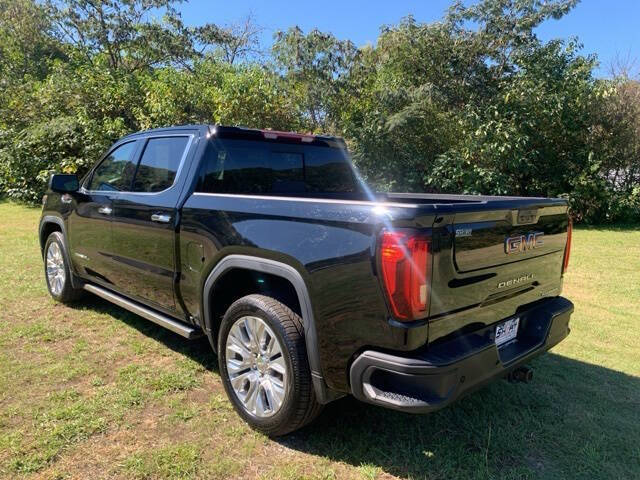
left=83, top=284, right=202, bottom=339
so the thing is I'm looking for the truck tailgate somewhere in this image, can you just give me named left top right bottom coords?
left=427, top=201, right=570, bottom=342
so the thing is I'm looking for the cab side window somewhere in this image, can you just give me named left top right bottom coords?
left=196, top=140, right=304, bottom=194
left=87, top=141, right=138, bottom=192
left=196, top=139, right=358, bottom=195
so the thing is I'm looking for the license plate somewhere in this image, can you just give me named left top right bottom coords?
left=495, top=317, right=519, bottom=346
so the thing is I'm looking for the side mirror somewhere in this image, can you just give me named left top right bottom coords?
left=49, top=174, right=79, bottom=193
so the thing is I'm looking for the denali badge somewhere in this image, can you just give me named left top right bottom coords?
left=498, top=273, right=534, bottom=289
left=504, top=232, right=544, bottom=254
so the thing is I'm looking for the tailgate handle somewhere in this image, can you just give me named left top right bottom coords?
left=515, top=209, right=539, bottom=225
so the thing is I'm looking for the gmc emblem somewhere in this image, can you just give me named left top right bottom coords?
left=505, top=232, right=544, bottom=254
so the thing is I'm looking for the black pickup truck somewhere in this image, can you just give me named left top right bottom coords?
left=39, top=124, right=574, bottom=435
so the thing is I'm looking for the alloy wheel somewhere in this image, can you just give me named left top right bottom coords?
left=46, top=242, right=66, bottom=296
left=225, top=315, right=288, bottom=418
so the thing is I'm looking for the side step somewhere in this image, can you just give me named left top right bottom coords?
left=83, top=284, right=203, bottom=339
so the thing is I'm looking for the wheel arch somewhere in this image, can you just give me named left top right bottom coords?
left=206, top=269, right=301, bottom=337
left=39, top=215, right=66, bottom=255
left=202, top=254, right=334, bottom=404
left=39, top=215, right=83, bottom=289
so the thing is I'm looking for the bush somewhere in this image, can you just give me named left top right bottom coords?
left=1, top=118, right=89, bottom=202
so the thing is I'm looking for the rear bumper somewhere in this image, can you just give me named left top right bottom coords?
left=349, top=296, right=573, bottom=413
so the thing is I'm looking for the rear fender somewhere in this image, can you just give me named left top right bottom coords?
left=202, top=254, right=339, bottom=404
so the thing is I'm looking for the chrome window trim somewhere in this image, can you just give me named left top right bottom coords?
left=80, top=133, right=195, bottom=197
left=191, top=192, right=420, bottom=209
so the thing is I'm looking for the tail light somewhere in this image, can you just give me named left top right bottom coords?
left=562, top=217, right=572, bottom=274
left=379, top=230, right=431, bottom=321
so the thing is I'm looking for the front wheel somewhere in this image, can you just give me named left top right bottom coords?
left=218, top=294, right=322, bottom=436
left=44, top=231, right=84, bottom=303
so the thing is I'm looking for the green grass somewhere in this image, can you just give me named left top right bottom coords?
left=0, top=199, right=638, bottom=479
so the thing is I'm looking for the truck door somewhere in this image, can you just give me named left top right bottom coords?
left=68, top=140, right=140, bottom=284
left=109, top=134, right=194, bottom=312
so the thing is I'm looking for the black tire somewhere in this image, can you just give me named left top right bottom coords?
left=218, top=294, right=323, bottom=436
left=43, top=231, right=84, bottom=303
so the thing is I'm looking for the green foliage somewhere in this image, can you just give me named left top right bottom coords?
left=273, top=26, right=359, bottom=132
left=0, top=0, right=638, bottom=222
left=44, top=0, right=224, bottom=73
left=0, top=0, right=66, bottom=82
left=340, top=2, right=639, bottom=222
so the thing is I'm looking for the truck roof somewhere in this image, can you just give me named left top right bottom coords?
left=121, top=124, right=345, bottom=146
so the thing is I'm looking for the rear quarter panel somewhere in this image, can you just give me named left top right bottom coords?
left=179, top=194, right=435, bottom=391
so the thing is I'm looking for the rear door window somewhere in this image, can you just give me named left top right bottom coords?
left=132, top=136, right=190, bottom=192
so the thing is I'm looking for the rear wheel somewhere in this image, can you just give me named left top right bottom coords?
left=44, top=231, right=84, bottom=303
left=218, top=294, right=322, bottom=436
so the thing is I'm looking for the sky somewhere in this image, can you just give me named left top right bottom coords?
left=178, top=0, right=640, bottom=77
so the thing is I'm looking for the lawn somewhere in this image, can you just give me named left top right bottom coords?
left=0, top=200, right=638, bottom=480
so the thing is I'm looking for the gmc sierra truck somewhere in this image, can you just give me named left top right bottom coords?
left=40, top=124, right=574, bottom=436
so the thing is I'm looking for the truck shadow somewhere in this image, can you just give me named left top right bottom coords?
left=79, top=296, right=218, bottom=372
left=80, top=297, right=639, bottom=479
left=282, top=354, right=640, bottom=479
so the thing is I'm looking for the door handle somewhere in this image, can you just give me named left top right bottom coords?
left=98, top=206, right=112, bottom=215
left=151, top=213, right=171, bottom=223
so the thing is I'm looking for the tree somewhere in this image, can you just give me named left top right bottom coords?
left=342, top=0, right=606, bottom=204
left=214, top=14, right=263, bottom=64
left=273, top=27, right=359, bottom=132
left=44, top=0, right=220, bottom=72
left=0, top=0, right=65, bottom=83
left=0, top=0, right=637, bottom=222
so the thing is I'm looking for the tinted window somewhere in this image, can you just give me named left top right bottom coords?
left=132, top=136, right=189, bottom=192
left=304, top=148, right=357, bottom=193
left=88, top=141, right=138, bottom=192
left=196, top=139, right=356, bottom=194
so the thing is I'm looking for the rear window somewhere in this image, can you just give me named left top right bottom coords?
left=195, top=139, right=357, bottom=195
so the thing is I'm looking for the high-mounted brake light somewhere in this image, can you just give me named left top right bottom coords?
left=262, top=130, right=314, bottom=142
left=562, top=217, right=572, bottom=274
left=380, top=230, right=431, bottom=321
